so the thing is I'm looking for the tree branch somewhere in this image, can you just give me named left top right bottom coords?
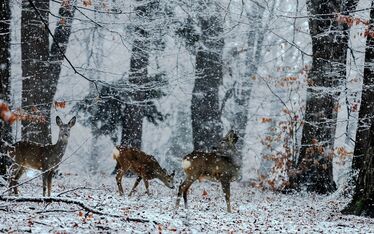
left=0, top=196, right=153, bottom=223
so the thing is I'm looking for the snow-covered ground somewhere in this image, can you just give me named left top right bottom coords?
left=0, top=174, right=373, bottom=233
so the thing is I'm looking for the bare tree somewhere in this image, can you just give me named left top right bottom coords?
left=233, top=0, right=275, bottom=167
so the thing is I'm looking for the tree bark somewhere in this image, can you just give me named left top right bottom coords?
left=293, top=0, right=358, bottom=194
left=120, top=0, right=164, bottom=149
left=21, top=0, right=51, bottom=143
left=342, top=125, right=374, bottom=217
left=342, top=1, right=374, bottom=217
left=21, top=0, right=76, bottom=144
left=352, top=1, right=374, bottom=172
left=87, top=4, right=104, bottom=174
left=234, top=1, right=275, bottom=168
left=191, top=3, right=224, bottom=151
left=120, top=2, right=150, bottom=148
left=48, top=0, right=76, bottom=109
left=0, top=0, right=12, bottom=176
left=233, top=4, right=265, bottom=163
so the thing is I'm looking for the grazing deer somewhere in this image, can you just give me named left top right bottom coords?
left=8, top=116, right=76, bottom=196
left=176, top=130, right=240, bottom=212
left=113, top=146, right=175, bottom=196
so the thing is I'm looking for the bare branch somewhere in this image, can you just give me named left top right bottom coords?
left=0, top=196, right=152, bottom=223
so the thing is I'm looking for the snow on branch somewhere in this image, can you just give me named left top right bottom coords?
left=0, top=196, right=154, bottom=223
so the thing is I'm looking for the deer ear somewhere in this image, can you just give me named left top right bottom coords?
left=230, top=132, right=238, bottom=143
left=171, top=170, right=175, bottom=177
left=56, top=116, right=63, bottom=127
left=68, top=116, right=76, bottom=127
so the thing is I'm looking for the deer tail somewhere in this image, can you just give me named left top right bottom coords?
left=182, top=158, right=191, bottom=170
left=112, top=146, right=120, bottom=160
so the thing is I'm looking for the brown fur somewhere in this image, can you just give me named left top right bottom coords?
left=114, top=146, right=174, bottom=196
left=8, top=116, right=76, bottom=196
left=176, top=130, right=240, bottom=212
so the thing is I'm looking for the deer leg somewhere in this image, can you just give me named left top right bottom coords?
left=176, top=178, right=194, bottom=209
left=9, top=166, right=25, bottom=195
left=221, top=180, right=231, bottom=212
left=115, top=169, right=125, bottom=196
left=143, top=179, right=150, bottom=195
left=42, top=172, right=48, bottom=197
left=46, top=171, right=53, bottom=197
left=129, top=176, right=142, bottom=196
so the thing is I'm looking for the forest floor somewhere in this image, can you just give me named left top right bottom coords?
left=0, top=173, right=373, bottom=233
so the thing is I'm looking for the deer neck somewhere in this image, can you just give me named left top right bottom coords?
left=153, top=167, right=165, bottom=179
left=53, top=135, right=69, bottom=156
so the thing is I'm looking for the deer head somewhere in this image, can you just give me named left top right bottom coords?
left=56, top=116, right=76, bottom=143
left=159, top=170, right=175, bottom=189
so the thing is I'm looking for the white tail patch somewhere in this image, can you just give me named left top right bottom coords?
left=112, top=147, right=120, bottom=160
left=182, top=159, right=191, bottom=169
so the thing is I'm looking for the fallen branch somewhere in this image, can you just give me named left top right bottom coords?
left=35, top=208, right=79, bottom=214
left=56, top=186, right=97, bottom=197
left=0, top=196, right=152, bottom=223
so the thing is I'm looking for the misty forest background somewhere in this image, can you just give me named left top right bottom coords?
left=0, top=0, right=373, bottom=217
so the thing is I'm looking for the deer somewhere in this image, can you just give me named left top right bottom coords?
left=8, top=116, right=76, bottom=196
left=176, top=130, right=240, bottom=212
left=113, top=146, right=175, bottom=196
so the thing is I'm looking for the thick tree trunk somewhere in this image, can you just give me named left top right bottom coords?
left=48, top=0, right=76, bottom=108
left=21, top=0, right=76, bottom=144
left=120, top=2, right=151, bottom=148
left=0, top=0, right=12, bottom=176
left=121, top=103, right=144, bottom=148
left=352, top=2, right=374, bottom=172
left=293, top=0, right=358, bottom=194
left=21, top=0, right=50, bottom=144
left=191, top=6, right=224, bottom=151
left=342, top=1, right=374, bottom=217
left=342, top=125, right=374, bottom=217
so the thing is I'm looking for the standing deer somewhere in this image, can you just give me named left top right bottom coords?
left=8, top=116, right=76, bottom=196
left=176, top=130, right=240, bottom=212
left=113, top=146, right=175, bottom=196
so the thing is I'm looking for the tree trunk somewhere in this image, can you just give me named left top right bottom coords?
left=87, top=3, right=104, bottom=174
left=233, top=4, right=265, bottom=162
left=342, top=125, right=374, bottom=217
left=342, top=1, right=374, bottom=217
left=21, top=0, right=51, bottom=143
left=234, top=1, right=276, bottom=168
left=48, top=0, right=76, bottom=108
left=120, top=2, right=151, bottom=148
left=21, top=0, right=76, bottom=144
left=121, top=103, right=144, bottom=148
left=294, top=0, right=358, bottom=194
left=0, top=0, right=12, bottom=176
left=191, top=4, right=224, bottom=151
left=352, top=1, right=374, bottom=172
